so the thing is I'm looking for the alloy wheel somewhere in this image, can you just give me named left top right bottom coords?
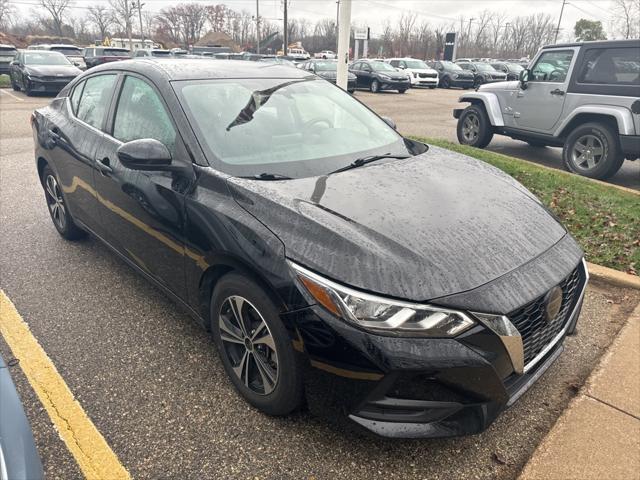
left=45, top=174, right=66, bottom=230
left=571, top=134, right=604, bottom=171
left=461, top=113, right=480, bottom=143
left=218, top=295, right=279, bottom=395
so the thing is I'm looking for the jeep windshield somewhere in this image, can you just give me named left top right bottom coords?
left=174, top=77, right=409, bottom=178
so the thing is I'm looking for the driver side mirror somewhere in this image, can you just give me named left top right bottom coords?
left=519, top=69, right=530, bottom=90
left=381, top=116, right=396, bottom=130
left=117, top=139, right=173, bottom=170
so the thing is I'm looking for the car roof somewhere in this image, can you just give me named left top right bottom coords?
left=543, top=39, right=639, bottom=49
left=0, top=44, right=16, bottom=49
left=89, top=58, right=313, bottom=81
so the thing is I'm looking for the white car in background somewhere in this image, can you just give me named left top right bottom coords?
left=314, top=50, right=337, bottom=59
left=387, top=58, right=439, bottom=88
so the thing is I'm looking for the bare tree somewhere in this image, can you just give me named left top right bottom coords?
left=87, top=5, right=112, bottom=40
left=206, top=4, right=227, bottom=33
left=40, top=0, right=72, bottom=37
left=109, top=0, right=133, bottom=47
left=612, top=0, right=640, bottom=38
left=0, top=0, right=15, bottom=30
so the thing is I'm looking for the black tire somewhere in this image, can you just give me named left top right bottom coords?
left=23, top=75, right=33, bottom=96
left=348, top=90, right=355, bottom=94
left=211, top=273, right=303, bottom=416
left=41, top=165, right=85, bottom=240
left=562, top=122, right=624, bottom=180
left=429, top=85, right=437, bottom=89
left=440, top=76, right=450, bottom=89
left=398, top=89, right=407, bottom=94
left=11, top=75, right=20, bottom=91
left=370, top=80, right=380, bottom=93
left=526, top=140, right=547, bottom=148
left=456, top=104, right=494, bottom=148
left=473, top=77, right=482, bottom=89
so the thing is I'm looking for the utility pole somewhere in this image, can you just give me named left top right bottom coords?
left=336, top=0, right=340, bottom=51
left=555, top=0, right=567, bottom=43
left=283, top=0, right=288, bottom=56
left=336, top=0, right=351, bottom=90
left=132, top=1, right=145, bottom=44
left=256, top=0, right=261, bottom=54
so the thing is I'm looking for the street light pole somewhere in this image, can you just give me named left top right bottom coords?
left=336, top=0, right=351, bottom=90
left=256, top=0, right=260, bottom=54
left=283, top=0, right=288, bottom=56
left=555, top=0, right=567, bottom=43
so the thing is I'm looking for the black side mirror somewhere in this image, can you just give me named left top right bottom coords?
left=117, top=139, right=172, bottom=170
left=519, top=69, right=529, bottom=90
left=381, top=116, right=396, bottom=130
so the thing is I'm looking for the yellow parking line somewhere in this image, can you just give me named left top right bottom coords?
left=0, top=290, right=131, bottom=480
left=0, top=89, right=24, bottom=102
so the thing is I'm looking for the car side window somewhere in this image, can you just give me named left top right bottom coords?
left=389, top=60, right=398, bottom=67
left=70, top=80, right=85, bottom=115
left=531, top=50, right=574, bottom=82
left=112, top=76, right=177, bottom=155
left=577, top=47, right=640, bottom=86
left=76, top=74, right=117, bottom=129
left=399, top=61, right=406, bottom=68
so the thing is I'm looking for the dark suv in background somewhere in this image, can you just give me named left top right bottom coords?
left=491, top=61, right=525, bottom=81
left=83, top=46, right=131, bottom=69
left=456, top=61, right=507, bottom=87
left=0, top=44, right=18, bottom=75
left=430, top=61, right=475, bottom=89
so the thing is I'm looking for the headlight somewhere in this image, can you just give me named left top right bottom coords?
left=452, top=73, right=459, bottom=79
left=413, top=72, right=418, bottom=78
left=379, top=73, right=391, bottom=80
left=290, top=261, right=475, bottom=337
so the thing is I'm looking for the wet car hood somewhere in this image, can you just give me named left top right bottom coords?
left=317, top=71, right=357, bottom=80
left=228, top=146, right=567, bottom=301
left=378, top=71, right=409, bottom=80
left=25, top=64, right=81, bottom=76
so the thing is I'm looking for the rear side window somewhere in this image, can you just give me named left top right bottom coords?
left=76, top=74, right=117, bottom=129
left=577, top=47, right=640, bottom=85
left=112, top=76, right=176, bottom=154
left=70, top=81, right=85, bottom=114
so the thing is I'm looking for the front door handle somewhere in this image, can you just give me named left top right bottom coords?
left=550, top=88, right=565, bottom=96
left=97, top=157, right=113, bottom=175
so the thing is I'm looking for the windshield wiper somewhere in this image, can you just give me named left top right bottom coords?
left=329, top=154, right=410, bottom=174
left=239, top=173, right=293, bottom=180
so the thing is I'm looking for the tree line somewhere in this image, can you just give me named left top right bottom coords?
left=0, top=0, right=638, bottom=59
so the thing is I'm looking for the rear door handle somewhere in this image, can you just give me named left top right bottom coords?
left=97, top=157, right=113, bottom=175
left=550, top=88, right=565, bottom=96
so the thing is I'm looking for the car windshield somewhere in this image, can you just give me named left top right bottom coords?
left=24, top=51, right=71, bottom=65
left=50, top=47, right=82, bottom=56
left=174, top=77, right=407, bottom=178
left=404, top=60, right=428, bottom=69
left=313, top=61, right=337, bottom=71
left=103, top=48, right=129, bottom=56
left=370, top=61, right=396, bottom=72
left=474, top=63, right=496, bottom=72
left=507, top=63, right=524, bottom=71
left=0, top=47, right=17, bottom=55
left=442, top=61, right=463, bottom=71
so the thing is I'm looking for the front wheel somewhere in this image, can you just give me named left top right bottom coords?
left=562, top=122, right=624, bottom=180
left=211, top=273, right=303, bottom=416
left=42, top=165, right=85, bottom=240
left=456, top=104, right=494, bottom=148
left=398, top=89, right=407, bottom=94
left=370, top=80, right=380, bottom=93
left=440, top=77, right=450, bottom=89
left=429, top=85, right=437, bottom=89
left=23, top=75, right=33, bottom=96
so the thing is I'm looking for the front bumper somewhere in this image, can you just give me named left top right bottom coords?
left=26, top=78, right=74, bottom=93
left=450, top=78, right=475, bottom=88
left=290, top=260, right=587, bottom=438
left=379, top=79, right=411, bottom=91
left=411, top=75, right=439, bottom=87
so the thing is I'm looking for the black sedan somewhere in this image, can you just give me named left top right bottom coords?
left=300, top=59, right=356, bottom=93
left=10, top=51, right=82, bottom=95
left=430, top=60, right=475, bottom=89
left=32, top=59, right=587, bottom=438
left=349, top=59, right=410, bottom=93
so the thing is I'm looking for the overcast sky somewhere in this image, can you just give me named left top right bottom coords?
left=12, top=0, right=616, bottom=38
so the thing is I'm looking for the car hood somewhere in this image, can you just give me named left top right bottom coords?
left=379, top=71, right=409, bottom=80
left=450, top=71, right=474, bottom=78
left=406, top=68, right=438, bottom=74
left=228, top=146, right=567, bottom=301
left=25, top=64, right=82, bottom=76
left=479, top=80, right=520, bottom=91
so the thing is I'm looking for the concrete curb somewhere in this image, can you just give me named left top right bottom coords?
left=587, top=262, right=640, bottom=290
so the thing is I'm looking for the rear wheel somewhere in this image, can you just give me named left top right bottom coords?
left=211, top=273, right=303, bottom=416
left=370, top=80, right=380, bottom=93
left=563, top=122, right=624, bottom=180
left=456, top=104, right=493, bottom=148
left=10, top=74, right=20, bottom=91
left=42, top=165, right=85, bottom=240
left=440, top=76, right=451, bottom=89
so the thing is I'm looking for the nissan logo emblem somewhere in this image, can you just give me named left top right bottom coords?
left=543, top=286, right=563, bottom=323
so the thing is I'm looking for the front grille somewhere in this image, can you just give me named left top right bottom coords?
left=42, top=76, right=74, bottom=82
left=419, top=73, right=437, bottom=78
left=508, top=265, right=583, bottom=367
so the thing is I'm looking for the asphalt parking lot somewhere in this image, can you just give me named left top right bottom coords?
left=1, top=88, right=639, bottom=480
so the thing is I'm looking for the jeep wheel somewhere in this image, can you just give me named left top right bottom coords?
left=563, top=122, right=624, bottom=180
left=457, top=104, right=493, bottom=148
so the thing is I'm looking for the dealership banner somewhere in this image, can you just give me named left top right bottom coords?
left=444, top=32, right=457, bottom=61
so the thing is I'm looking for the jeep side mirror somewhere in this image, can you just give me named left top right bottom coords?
left=519, top=69, right=529, bottom=90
